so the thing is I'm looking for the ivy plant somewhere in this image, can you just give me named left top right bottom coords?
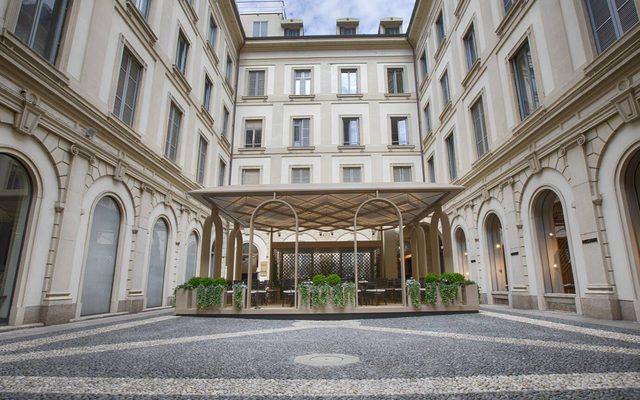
left=232, top=282, right=246, bottom=309
left=196, top=284, right=225, bottom=309
left=406, top=278, right=422, bottom=308
left=423, top=282, right=438, bottom=305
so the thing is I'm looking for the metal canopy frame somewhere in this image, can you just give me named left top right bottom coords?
left=190, top=183, right=464, bottom=310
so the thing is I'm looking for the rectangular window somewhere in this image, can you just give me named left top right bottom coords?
left=420, top=51, right=428, bottom=78
left=585, top=0, right=639, bottom=53
left=445, top=133, right=458, bottom=180
left=208, top=16, right=218, bottom=47
left=342, top=117, right=360, bottom=146
left=393, top=166, right=412, bottom=182
left=203, top=75, right=213, bottom=111
left=504, top=0, right=514, bottom=13
left=294, top=69, right=311, bottom=95
left=440, top=70, right=451, bottom=105
left=427, top=156, right=436, bottom=183
left=342, top=166, right=362, bottom=183
left=511, top=40, right=539, bottom=120
left=15, top=0, right=69, bottom=64
left=284, top=28, right=300, bottom=36
left=225, top=56, right=233, bottom=82
left=247, top=70, right=265, bottom=96
left=387, top=68, right=404, bottom=94
left=340, top=68, right=358, bottom=94
left=391, top=117, right=409, bottom=145
left=244, top=120, right=263, bottom=148
left=424, top=103, right=432, bottom=133
left=470, top=97, right=489, bottom=158
left=385, top=26, right=400, bottom=34
left=253, top=21, right=268, bottom=37
left=340, top=27, right=356, bottom=35
left=175, top=31, right=189, bottom=75
left=463, top=25, right=478, bottom=70
left=133, top=0, right=150, bottom=19
left=164, top=102, right=182, bottom=162
left=435, top=12, right=445, bottom=46
left=291, top=167, right=311, bottom=184
left=292, top=118, right=310, bottom=147
left=222, top=106, right=229, bottom=137
left=113, top=48, right=142, bottom=127
left=218, top=159, right=226, bottom=186
left=241, top=168, right=261, bottom=185
left=196, top=136, right=207, bottom=184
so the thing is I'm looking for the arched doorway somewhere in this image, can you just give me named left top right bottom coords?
left=146, top=218, right=168, bottom=308
left=485, top=213, right=508, bottom=302
left=533, top=190, right=576, bottom=297
left=454, top=228, right=469, bottom=278
left=623, top=149, right=640, bottom=289
left=0, top=154, right=32, bottom=323
left=184, top=231, right=199, bottom=281
left=80, top=196, right=122, bottom=316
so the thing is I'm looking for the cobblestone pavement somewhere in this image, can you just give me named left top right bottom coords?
left=0, top=308, right=639, bottom=399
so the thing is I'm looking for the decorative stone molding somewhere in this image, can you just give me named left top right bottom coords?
left=500, top=177, right=514, bottom=189
left=54, top=201, right=65, bottom=213
left=527, top=151, right=541, bottom=174
left=70, top=144, right=96, bottom=164
left=592, top=194, right=603, bottom=206
left=13, top=90, right=42, bottom=135
left=164, top=191, right=174, bottom=206
left=141, top=183, right=155, bottom=194
left=576, top=134, right=587, bottom=147
left=113, top=160, right=128, bottom=182
left=585, top=284, right=615, bottom=295
left=611, top=80, right=639, bottom=122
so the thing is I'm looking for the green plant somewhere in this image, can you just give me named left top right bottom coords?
left=311, top=283, right=330, bottom=307
left=196, top=284, right=225, bottom=309
left=325, top=273, right=342, bottom=286
left=423, top=282, right=438, bottom=305
left=299, top=281, right=312, bottom=305
left=342, top=282, right=356, bottom=306
left=438, top=282, right=459, bottom=305
left=406, top=278, right=421, bottom=308
left=331, top=285, right=346, bottom=307
left=424, top=272, right=440, bottom=283
left=312, top=274, right=327, bottom=286
left=440, top=272, right=465, bottom=285
left=232, top=282, right=246, bottom=309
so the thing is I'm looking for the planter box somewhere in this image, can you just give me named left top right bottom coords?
left=409, top=284, right=479, bottom=311
left=175, top=288, right=197, bottom=312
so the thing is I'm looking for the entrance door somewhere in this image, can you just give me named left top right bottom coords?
left=80, top=196, right=121, bottom=316
left=146, top=219, right=168, bottom=308
left=0, top=155, right=32, bottom=323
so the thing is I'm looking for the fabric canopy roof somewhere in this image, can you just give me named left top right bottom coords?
left=190, top=183, right=464, bottom=232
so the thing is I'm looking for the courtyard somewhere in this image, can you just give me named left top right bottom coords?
left=0, top=307, right=638, bottom=399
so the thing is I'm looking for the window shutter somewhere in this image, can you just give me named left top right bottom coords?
left=587, top=0, right=618, bottom=52
left=616, top=0, right=639, bottom=33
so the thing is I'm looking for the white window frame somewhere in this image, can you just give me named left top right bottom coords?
left=339, top=68, right=359, bottom=94
left=294, top=69, right=312, bottom=95
left=244, top=119, right=263, bottom=148
left=247, top=69, right=266, bottom=97
left=341, top=116, right=361, bottom=146
left=196, top=134, right=208, bottom=184
left=253, top=20, right=268, bottom=37
left=386, top=67, right=405, bottom=94
left=390, top=116, right=409, bottom=145
left=292, top=117, right=311, bottom=147
left=341, top=165, right=363, bottom=183
left=291, top=167, right=311, bottom=184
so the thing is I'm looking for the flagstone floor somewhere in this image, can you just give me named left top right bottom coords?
left=0, top=306, right=638, bottom=399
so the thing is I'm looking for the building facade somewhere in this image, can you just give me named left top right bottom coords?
left=0, top=0, right=639, bottom=326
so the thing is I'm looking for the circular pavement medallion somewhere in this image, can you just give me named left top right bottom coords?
left=293, top=353, right=360, bottom=367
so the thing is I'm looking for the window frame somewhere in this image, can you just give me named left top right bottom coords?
left=221, top=106, right=230, bottom=138
left=292, top=117, right=312, bottom=147
left=14, top=0, right=69, bottom=64
left=225, top=54, right=234, bottom=83
left=341, top=116, right=361, bottom=146
left=420, top=50, right=428, bottom=78
left=203, top=74, right=213, bottom=111
left=435, top=11, right=446, bottom=47
left=218, top=159, right=227, bottom=187
left=390, top=116, right=410, bottom=146
left=463, top=23, right=478, bottom=70
left=470, top=94, right=490, bottom=158
left=293, top=68, right=312, bottom=95
left=247, top=69, right=266, bottom=97
left=113, top=46, right=143, bottom=127
left=584, top=0, right=639, bottom=53
left=341, top=165, right=363, bottom=183
left=339, top=67, right=359, bottom=95
left=164, top=100, right=184, bottom=162
left=392, top=165, right=413, bottom=183
left=196, top=134, right=208, bottom=184
left=445, top=132, right=458, bottom=181
left=133, top=0, right=151, bottom=20
left=427, top=156, right=436, bottom=183
left=253, top=20, right=268, bottom=37
left=241, top=167, right=261, bottom=185
left=510, top=38, right=539, bottom=121
left=290, top=166, right=312, bottom=184
left=386, top=67, right=405, bottom=94
left=175, top=29, right=190, bottom=75
left=440, top=70, right=451, bottom=105
left=243, top=118, right=264, bottom=148
left=424, top=102, right=433, bottom=134
left=208, top=15, right=218, bottom=48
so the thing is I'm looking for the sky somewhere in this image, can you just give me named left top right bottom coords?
left=236, top=0, right=417, bottom=35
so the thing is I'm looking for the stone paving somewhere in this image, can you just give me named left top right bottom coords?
left=0, top=307, right=638, bottom=399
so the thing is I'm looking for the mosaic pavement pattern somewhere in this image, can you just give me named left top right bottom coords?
left=0, top=308, right=638, bottom=399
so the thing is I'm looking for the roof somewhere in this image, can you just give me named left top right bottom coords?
left=190, top=183, right=464, bottom=232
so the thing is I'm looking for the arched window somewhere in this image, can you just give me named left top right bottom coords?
left=184, top=231, right=199, bottom=280
left=0, top=154, right=32, bottom=323
left=454, top=228, right=469, bottom=278
left=485, top=213, right=508, bottom=292
left=146, top=218, right=168, bottom=308
left=534, top=190, right=575, bottom=294
left=81, top=196, right=121, bottom=316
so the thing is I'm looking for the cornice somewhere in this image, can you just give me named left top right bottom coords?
left=242, top=36, right=411, bottom=52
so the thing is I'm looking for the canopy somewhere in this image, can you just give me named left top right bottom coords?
left=190, top=183, right=464, bottom=232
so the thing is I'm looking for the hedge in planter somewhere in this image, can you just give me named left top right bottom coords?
left=175, top=277, right=231, bottom=309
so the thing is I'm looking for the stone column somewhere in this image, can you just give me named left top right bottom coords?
left=212, top=212, right=223, bottom=278
left=41, top=147, right=91, bottom=325
left=125, top=185, right=153, bottom=313
left=414, top=223, right=428, bottom=279
left=199, top=211, right=214, bottom=278
left=383, top=229, right=398, bottom=278
left=233, top=229, right=243, bottom=281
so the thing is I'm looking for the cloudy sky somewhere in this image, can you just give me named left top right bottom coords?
left=236, top=0, right=417, bottom=35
